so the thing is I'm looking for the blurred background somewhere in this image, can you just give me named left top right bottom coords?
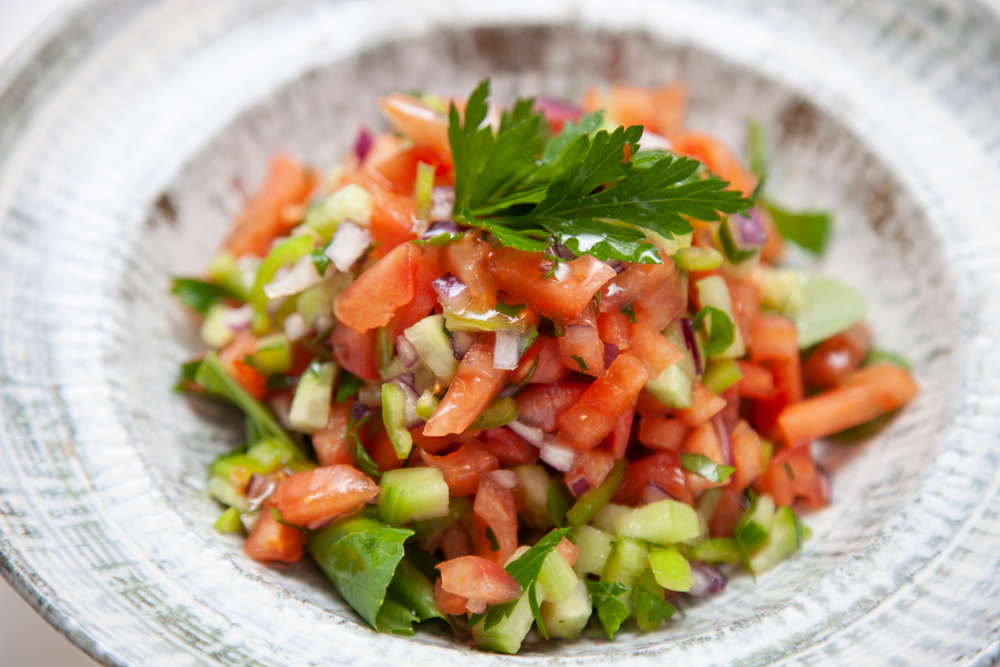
left=1, top=1, right=96, bottom=663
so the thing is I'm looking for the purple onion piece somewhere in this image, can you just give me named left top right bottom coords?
left=641, top=483, right=676, bottom=506
left=728, top=207, right=768, bottom=250
left=499, top=385, right=523, bottom=399
left=354, top=127, right=373, bottom=162
left=396, top=338, right=420, bottom=369
left=389, top=375, right=422, bottom=429
left=815, top=465, right=833, bottom=506
left=507, top=420, right=545, bottom=447
left=549, top=244, right=577, bottom=262
left=569, top=478, right=592, bottom=498
left=422, top=220, right=464, bottom=240
left=244, top=474, right=271, bottom=501
left=712, top=415, right=734, bottom=467
left=351, top=402, right=373, bottom=422
left=603, top=343, right=620, bottom=370
left=490, top=469, right=521, bottom=489
left=680, top=317, right=703, bottom=375
left=450, top=331, right=476, bottom=360
left=391, top=373, right=416, bottom=390
left=429, top=186, right=456, bottom=222
left=607, top=259, right=626, bottom=274
left=534, top=96, right=584, bottom=123
left=540, top=441, right=576, bottom=472
left=687, top=561, right=729, bottom=597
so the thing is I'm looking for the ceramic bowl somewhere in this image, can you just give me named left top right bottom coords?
left=1, top=0, right=999, bottom=665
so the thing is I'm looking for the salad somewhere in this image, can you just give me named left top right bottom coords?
left=172, top=80, right=919, bottom=653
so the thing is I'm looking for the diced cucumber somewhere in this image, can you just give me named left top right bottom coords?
left=408, top=496, right=471, bottom=540
left=662, top=320, right=697, bottom=378
left=614, top=499, right=701, bottom=546
left=749, top=506, right=802, bottom=574
left=208, top=251, right=251, bottom=302
left=634, top=567, right=671, bottom=631
left=589, top=502, right=630, bottom=534
left=288, top=361, right=338, bottom=434
left=673, top=245, right=723, bottom=271
left=734, top=493, right=776, bottom=563
left=695, top=487, right=724, bottom=525
left=305, top=183, right=373, bottom=239
left=404, top=314, right=459, bottom=382
left=415, top=390, right=440, bottom=421
left=566, top=459, right=626, bottom=529
left=297, top=272, right=351, bottom=328
left=512, top=465, right=554, bottom=528
left=695, top=275, right=746, bottom=359
left=701, top=358, right=743, bottom=395
left=201, top=304, right=235, bottom=348
left=414, top=161, right=436, bottom=220
left=207, top=475, right=248, bottom=512
left=648, top=546, right=693, bottom=592
left=472, top=582, right=539, bottom=654
left=470, top=397, right=519, bottom=430
left=687, top=538, right=743, bottom=565
left=253, top=333, right=292, bottom=375
left=760, top=267, right=808, bottom=319
left=251, top=235, right=315, bottom=329
left=792, top=274, right=868, bottom=349
left=246, top=436, right=308, bottom=472
left=209, top=451, right=269, bottom=480
left=214, top=507, right=246, bottom=534
left=645, top=364, right=693, bottom=409
left=381, top=383, right=414, bottom=459
left=570, top=525, right=615, bottom=576
left=600, top=537, right=649, bottom=616
left=378, top=467, right=450, bottom=525
left=540, top=579, right=592, bottom=639
left=443, top=307, right=532, bottom=334
left=538, top=550, right=577, bottom=603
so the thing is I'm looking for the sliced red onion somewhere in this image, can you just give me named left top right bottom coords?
left=396, top=337, right=421, bottom=369
left=283, top=312, right=311, bottom=342
left=603, top=343, right=620, bottom=370
left=429, top=187, right=456, bottom=222
left=549, top=244, right=577, bottom=262
left=422, top=219, right=463, bottom=240
left=219, top=304, right=253, bottom=331
left=569, top=478, right=592, bottom=498
left=354, top=127, right=374, bottom=162
left=263, top=255, right=323, bottom=300
left=711, top=416, right=734, bottom=467
left=499, top=385, right=523, bottom=399
left=608, top=259, right=626, bottom=274
left=680, top=317, right=703, bottom=376
left=687, top=561, right=729, bottom=597
left=490, top=469, right=521, bottom=489
left=726, top=207, right=768, bottom=251
left=494, top=331, right=522, bottom=371
left=433, top=273, right=469, bottom=301
left=639, top=130, right=672, bottom=152
left=325, top=221, right=372, bottom=272
left=351, top=402, right=373, bottom=422
left=507, top=421, right=545, bottom=448
left=244, top=474, right=271, bottom=501
left=246, top=478, right=276, bottom=511
left=540, top=437, right=576, bottom=472
left=357, top=383, right=382, bottom=408
left=640, top=483, right=676, bottom=506
left=450, top=330, right=476, bottom=360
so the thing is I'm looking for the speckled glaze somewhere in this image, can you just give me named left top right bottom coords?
left=0, top=0, right=998, bottom=665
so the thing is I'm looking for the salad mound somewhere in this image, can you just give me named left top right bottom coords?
left=173, top=80, right=919, bottom=653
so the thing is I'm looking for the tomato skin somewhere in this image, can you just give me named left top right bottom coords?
left=515, top=382, right=590, bottom=432
left=671, top=131, right=758, bottom=196
left=366, top=426, right=406, bottom=472
left=510, top=335, right=570, bottom=385
left=411, top=428, right=481, bottom=455
left=556, top=537, right=579, bottom=569
left=440, top=232, right=498, bottom=309
left=440, top=521, right=474, bottom=560
left=472, top=473, right=519, bottom=565
left=674, top=383, right=727, bottom=428
left=378, top=93, right=452, bottom=160
left=334, top=242, right=420, bottom=332
left=275, top=465, right=379, bottom=527
left=753, top=443, right=832, bottom=509
left=487, top=247, right=617, bottom=321
left=244, top=502, right=305, bottom=563
left=750, top=314, right=799, bottom=363
left=598, top=262, right=660, bottom=313
left=614, top=451, right=693, bottom=507
left=558, top=322, right=606, bottom=377
left=436, top=555, right=521, bottom=603
left=607, top=84, right=687, bottom=136
left=682, top=421, right=729, bottom=495
left=750, top=356, right=803, bottom=444
left=736, top=360, right=775, bottom=400
left=483, top=427, right=539, bottom=466
left=312, top=401, right=356, bottom=467
left=709, top=485, right=747, bottom=538
left=558, top=352, right=650, bottom=450
left=600, top=405, right=635, bottom=460
left=597, top=311, right=632, bottom=350
left=435, top=578, right=471, bottom=615
left=629, top=321, right=684, bottom=375
left=632, top=261, right=686, bottom=333
left=637, top=414, right=688, bottom=451
left=727, top=277, right=761, bottom=349
left=218, top=332, right=266, bottom=400
left=565, top=447, right=616, bottom=494
left=224, top=154, right=316, bottom=259
left=636, top=389, right=669, bottom=418
left=424, top=341, right=512, bottom=437
left=331, top=324, right=380, bottom=381
left=388, top=245, right=446, bottom=341
left=419, top=442, right=500, bottom=497
left=730, top=419, right=765, bottom=491
left=370, top=144, right=453, bottom=195
left=802, top=323, right=873, bottom=389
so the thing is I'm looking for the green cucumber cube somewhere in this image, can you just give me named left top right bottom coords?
left=540, top=579, right=592, bottom=639
left=289, top=361, right=338, bottom=434
left=613, top=499, right=701, bottom=546
left=378, top=467, right=450, bottom=525
left=570, top=525, right=614, bottom=576
left=648, top=546, right=693, bottom=592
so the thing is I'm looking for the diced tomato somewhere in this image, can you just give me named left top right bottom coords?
left=370, top=144, right=452, bottom=195
left=440, top=521, right=474, bottom=560
left=472, top=473, right=519, bottom=565
left=287, top=343, right=317, bottom=377
left=638, top=414, right=688, bottom=451
left=558, top=322, right=606, bottom=377
left=598, top=261, right=660, bottom=313
left=439, top=232, right=498, bottom=309
left=597, top=311, right=632, bottom=350
left=709, top=485, right=747, bottom=538
left=750, top=314, right=798, bottom=363
left=556, top=537, right=579, bottom=569
left=600, top=406, right=635, bottom=460
left=434, top=578, right=470, bottom=616
left=218, top=332, right=266, bottom=400
left=730, top=419, right=765, bottom=491
left=636, top=389, right=669, bottom=418
left=759, top=206, right=786, bottom=263
left=671, top=131, right=758, bottom=196
left=727, top=277, right=760, bottom=349
left=614, top=451, right=693, bottom=507
left=632, top=262, right=686, bottom=332
left=606, top=84, right=687, bottom=137
left=224, top=154, right=316, bottom=259
left=331, top=324, right=379, bottom=381
left=719, top=385, right=741, bottom=429
left=778, top=362, right=919, bottom=444
left=487, top=248, right=617, bottom=321
left=483, top=427, right=539, bottom=466
left=510, top=335, right=571, bottom=385
left=419, top=442, right=499, bottom=497
left=334, top=242, right=420, bottom=332
left=753, top=443, right=832, bottom=509
left=312, top=401, right=356, bottom=467
left=629, top=321, right=684, bottom=375
left=366, top=426, right=406, bottom=472
left=802, top=323, right=873, bottom=389
left=424, top=342, right=511, bottom=437
left=682, top=421, right=728, bottom=495
left=736, top=360, right=775, bottom=400
left=558, top=353, right=650, bottom=450
left=357, top=180, right=418, bottom=258
left=437, top=555, right=521, bottom=604
left=674, top=383, right=727, bottom=428
left=244, top=502, right=305, bottom=563
left=514, top=382, right=590, bottom=432
left=388, top=245, right=447, bottom=341
left=565, top=448, right=616, bottom=495
left=751, top=354, right=804, bottom=444
left=275, top=465, right=379, bottom=527
left=378, top=93, right=453, bottom=160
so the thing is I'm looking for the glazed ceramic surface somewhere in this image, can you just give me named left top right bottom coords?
left=1, top=0, right=998, bottom=665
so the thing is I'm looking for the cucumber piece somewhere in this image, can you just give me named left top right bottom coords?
left=695, top=487, right=724, bottom=525
left=687, top=537, right=743, bottom=565
left=297, top=272, right=351, bottom=328
left=645, top=364, right=694, bottom=409
left=614, top=499, right=700, bottom=546
left=381, top=383, right=414, bottom=459
left=600, top=537, right=649, bottom=619
left=760, top=267, right=808, bottom=319
left=305, top=183, right=373, bottom=239
left=443, top=308, right=532, bottom=334
left=761, top=438, right=775, bottom=469
left=378, top=467, right=450, bottom=525
left=472, top=582, right=539, bottom=654
left=210, top=451, right=270, bottom=480
left=470, top=397, right=519, bottom=430
left=540, top=579, right=592, bottom=639
left=246, top=437, right=304, bottom=472
left=701, top=358, right=743, bottom=395
left=792, top=274, right=868, bottom=348
left=408, top=496, right=472, bottom=540
left=201, top=304, right=235, bottom=348
left=538, top=550, right=577, bottom=603
left=414, top=161, right=436, bottom=220
left=566, top=459, right=626, bottom=529
left=662, top=320, right=697, bottom=378
left=737, top=493, right=776, bottom=551
left=648, top=546, right=693, bottom=592
left=208, top=251, right=252, bottom=302
left=695, top=275, right=746, bottom=359
left=214, top=507, right=246, bottom=534
left=673, top=245, right=723, bottom=271
left=415, top=390, right=440, bottom=421
left=404, top=314, right=459, bottom=382
left=512, top=465, right=554, bottom=529
left=589, top=502, right=630, bottom=534
left=253, top=333, right=292, bottom=375
left=749, top=506, right=802, bottom=574
left=634, top=567, right=672, bottom=631
left=289, top=361, right=338, bottom=434
left=207, top=476, right=248, bottom=512
left=570, top=525, right=614, bottom=576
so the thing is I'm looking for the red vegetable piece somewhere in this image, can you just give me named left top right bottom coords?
left=423, top=341, right=512, bottom=437
left=598, top=262, right=660, bottom=313
left=218, top=332, right=266, bottom=400
left=629, top=321, right=684, bottom=375
left=558, top=352, right=650, bottom=450
left=632, top=261, right=686, bottom=332
left=753, top=443, right=832, bottom=510
left=674, top=383, right=727, bottom=428
left=388, top=245, right=447, bottom=341
left=515, top=382, right=591, bottom=433
left=436, top=555, right=521, bottom=604
left=750, top=355, right=804, bottom=444
left=597, top=311, right=632, bottom=350
left=682, top=422, right=728, bottom=495
left=671, top=131, right=758, bottom=197
left=439, top=231, right=498, bottom=309
left=727, top=277, right=760, bottom=349
left=510, top=335, right=571, bottom=385
left=331, top=324, right=380, bottom=381
left=244, top=502, right=305, bottom=563
left=600, top=405, right=635, bottom=460
left=614, top=451, right=693, bottom=507
left=802, top=323, right=873, bottom=389
left=274, top=465, right=379, bottom=527
left=637, top=414, right=688, bottom=451
left=434, top=578, right=471, bottom=616
left=440, top=521, right=474, bottom=561
left=558, top=321, right=606, bottom=377
left=366, top=426, right=406, bottom=472
left=370, top=144, right=453, bottom=195
left=472, top=474, right=519, bottom=565
left=750, top=314, right=799, bottom=363
left=334, top=242, right=420, bottom=332
left=709, top=485, right=747, bottom=538
left=483, top=427, right=539, bottom=466
left=730, top=419, right=765, bottom=491
left=556, top=537, right=579, bottom=569
left=565, top=448, right=616, bottom=493
left=419, top=442, right=500, bottom=497
left=636, top=389, right=669, bottom=418
left=736, top=360, right=775, bottom=400
left=312, top=401, right=356, bottom=467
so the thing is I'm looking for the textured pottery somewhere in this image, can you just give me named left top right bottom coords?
left=0, top=0, right=998, bottom=665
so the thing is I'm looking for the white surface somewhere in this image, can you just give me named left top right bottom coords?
left=0, top=6, right=95, bottom=667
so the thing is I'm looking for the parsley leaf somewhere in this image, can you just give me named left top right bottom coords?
left=694, top=306, right=736, bottom=356
left=586, top=580, right=629, bottom=638
left=494, top=302, right=526, bottom=317
left=765, top=201, right=831, bottom=255
left=335, top=371, right=364, bottom=403
left=346, top=408, right=381, bottom=478
left=485, top=526, right=500, bottom=552
left=312, top=240, right=333, bottom=276
left=681, top=453, right=735, bottom=483
left=171, top=277, right=228, bottom=315
left=634, top=584, right=675, bottom=625
left=570, top=354, right=588, bottom=372
left=546, top=479, right=572, bottom=529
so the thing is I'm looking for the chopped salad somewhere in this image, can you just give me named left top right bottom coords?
left=172, top=80, right=919, bottom=653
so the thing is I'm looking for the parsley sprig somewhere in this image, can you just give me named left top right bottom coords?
left=448, top=80, right=752, bottom=264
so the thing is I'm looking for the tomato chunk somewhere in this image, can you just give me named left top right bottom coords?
left=600, top=406, right=635, bottom=460
left=565, top=448, right=616, bottom=495
left=435, top=578, right=471, bottom=616
left=439, top=232, right=498, bottom=309
left=709, top=485, right=747, bottom=538
left=558, top=321, right=606, bottom=377
left=614, top=451, right=693, bottom=507
left=674, top=383, right=727, bottom=428
left=388, top=245, right=446, bottom=341
left=424, top=341, right=512, bottom=437
left=750, top=356, right=804, bottom=443
left=727, top=277, right=761, bottom=349
left=629, top=321, right=684, bottom=375
left=736, top=360, right=775, bottom=400
left=753, top=443, right=832, bottom=509
left=730, top=419, right=765, bottom=491
left=802, top=323, right=873, bottom=389
left=440, top=521, right=474, bottom=560
left=218, top=332, right=266, bottom=400
left=331, top=324, right=379, bottom=381
left=378, top=93, right=452, bottom=159
left=275, top=465, right=379, bottom=527
left=556, top=537, right=579, bottom=569
left=436, top=555, right=521, bottom=604
left=682, top=421, right=728, bottom=495
left=366, top=426, right=406, bottom=472
left=419, top=442, right=499, bottom=497
left=597, top=311, right=632, bottom=350
left=510, top=335, right=571, bottom=385
left=244, top=503, right=305, bottom=563
left=751, top=314, right=798, bottom=363
left=515, top=382, right=590, bottom=432
left=472, top=473, right=518, bottom=565
left=671, top=131, right=758, bottom=196
left=487, top=248, right=617, bottom=321
left=631, top=261, right=686, bottom=332
left=312, top=401, right=356, bottom=467
left=638, top=414, right=688, bottom=451
left=334, top=242, right=420, bottom=332
left=371, top=144, right=452, bottom=195
left=558, top=353, right=650, bottom=450
left=483, top=427, right=540, bottom=466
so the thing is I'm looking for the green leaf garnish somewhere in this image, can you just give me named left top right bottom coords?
left=494, top=302, right=526, bottom=318
left=586, top=580, right=629, bottom=638
left=633, top=584, right=675, bottom=624
left=312, top=240, right=333, bottom=276
left=346, top=408, right=381, bottom=479
left=622, top=304, right=636, bottom=323
left=681, top=453, right=735, bottom=483
left=171, top=277, right=228, bottom=315
left=546, top=479, right=572, bottom=528
left=570, top=354, right=588, bottom=372
left=694, top=306, right=736, bottom=356
left=485, top=526, right=500, bottom=552
left=765, top=201, right=831, bottom=255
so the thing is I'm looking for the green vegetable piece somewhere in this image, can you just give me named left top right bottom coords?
left=733, top=491, right=776, bottom=573
left=672, top=245, right=723, bottom=271
left=404, top=314, right=459, bottom=382
left=250, top=234, right=314, bottom=328
left=589, top=502, right=631, bottom=534
left=694, top=305, right=738, bottom=358
left=289, top=361, right=338, bottom=434
left=200, top=304, right=235, bottom=349
left=386, top=557, right=444, bottom=624
left=749, top=506, right=804, bottom=575
left=566, top=458, right=626, bottom=529
left=471, top=583, right=538, bottom=654
left=634, top=567, right=675, bottom=631
left=470, top=397, right=519, bottom=430
left=381, top=383, right=414, bottom=459
left=546, top=477, right=572, bottom=529
left=597, top=537, right=649, bottom=636
left=538, top=549, right=577, bottom=603
left=540, top=579, right=592, bottom=639
left=701, top=358, right=744, bottom=394
left=586, top=580, right=629, bottom=639
left=717, top=216, right=759, bottom=265
left=865, top=348, right=913, bottom=371
left=792, top=275, right=868, bottom=348
left=414, top=161, right=436, bottom=221
left=680, top=453, right=736, bottom=484
left=648, top=546, right=694, bottom=592
left=747, top=121, right=768, bottom=179
left=207, top=476, right=247, bottom=511
left=214, top=507, right=246, bottom=535
left=306, top=509, right=413, bottom=629
left=208, top=251, right=252, bottom=302
left=687, top=537, right=743, bottom=565
left=408, top=496, right=472, bottom=541
left=765, top=200, right=831, bottom=255
left=613, top=498, right=701, bottom=546
left=570, top=524, right=614, bottom=576
left=415, top=390, right=440, bottom=421
left=252, top=333, right=292, bottom=375
left=570, top=354, right=588, bottom=372
left=171, top=277, right=228, bottom=315
left=297, top=272, right=351, bottom=328
left=335, top=371, right=364, bottom=403
left=513, top=465, right=554, bottom=529
left=645, top=364, right=694, bottom=409
left=375, top=594, right=420, bottom=636
left=246, top=436, right=304, bottom=472
left=695, top=275, right=745, bottom=358
left=760, top=267, right=809, bottom=318
left=378, top=468, right=450, bottom=525
left=833, top=408, right=903, bottom=443
left=305, top=183, right=373, bottom=240
left=761, top=438, right=775, bottom=469
left=494, top=302, right=526, bottom=317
